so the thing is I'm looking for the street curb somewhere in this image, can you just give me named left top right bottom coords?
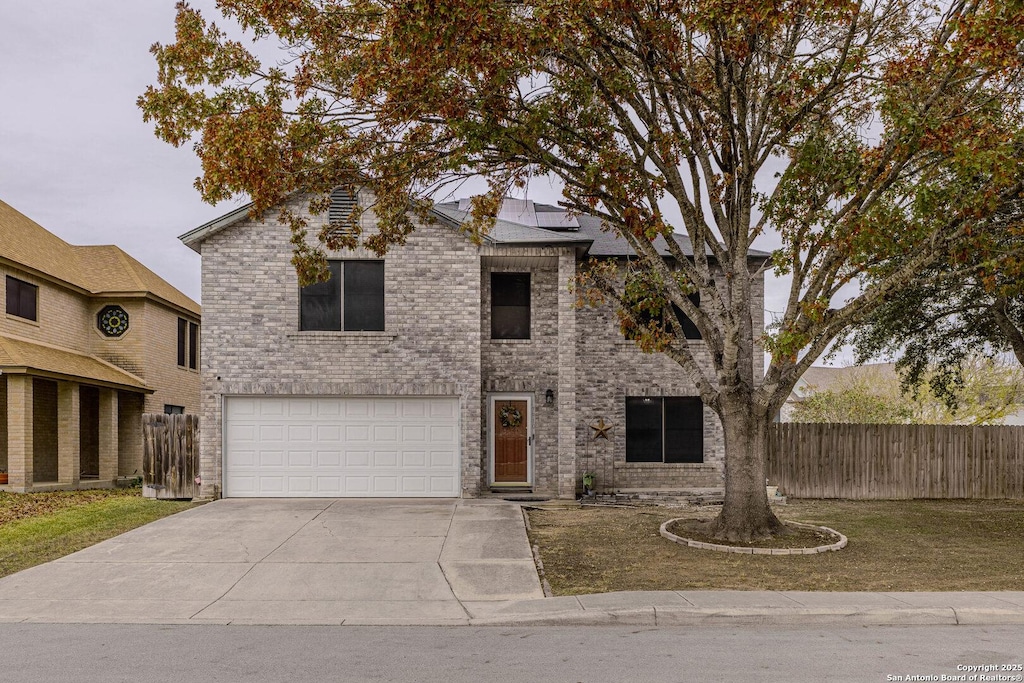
left=467, top=607, right=1024, bottom=627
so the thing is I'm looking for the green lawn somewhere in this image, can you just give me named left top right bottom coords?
left=0, top=488, right=197, bottom=579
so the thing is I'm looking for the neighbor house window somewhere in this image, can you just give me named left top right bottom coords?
left=491, top=272, right=530, bottom=339
left=6, top=276, right=37, bottom=321
left=177, top=318, right=199, bottom=369
left=625, top=396, right=704, bottom=463
left=300, top=260, right=384, bottom=331
left=164, top=404, right=185, bottom=415
left=188, top=321, right=199, bottom=370
left=177, top=318, right=187, bottom=366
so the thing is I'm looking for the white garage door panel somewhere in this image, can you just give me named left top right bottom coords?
left=224, top=396, right=460, bottom=497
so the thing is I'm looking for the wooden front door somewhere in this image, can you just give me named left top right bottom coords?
left=493, top=399, right=529, bottom=483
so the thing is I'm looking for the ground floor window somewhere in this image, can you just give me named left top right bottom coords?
left=164, top=404, right=185, bottom=415
left=625, top=396, right=703, bottom=463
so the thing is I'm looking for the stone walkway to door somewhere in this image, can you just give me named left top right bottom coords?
left=0, top=498, right=544, bottom=625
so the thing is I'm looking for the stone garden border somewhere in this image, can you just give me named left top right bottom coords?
left=659, top=518, right=848, bottom=555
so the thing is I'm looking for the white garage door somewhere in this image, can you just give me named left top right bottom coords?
left=224, top=396, right=460, bottom=497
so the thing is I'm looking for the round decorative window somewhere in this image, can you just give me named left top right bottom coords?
left=97, top=305, right=130, bottom=337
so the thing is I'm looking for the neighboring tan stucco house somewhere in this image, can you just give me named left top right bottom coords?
left=181, top=190, right=766, bottom=499
left=0, top=199, right=201, bottom=492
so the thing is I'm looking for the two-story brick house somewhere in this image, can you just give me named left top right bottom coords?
left=0, top=199, right=201, bottom=492
left=181, top=190, right=765, bottom=499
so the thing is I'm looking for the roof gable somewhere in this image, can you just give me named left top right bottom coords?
left=181, top=195, right=771, bottom=262
left=0, top=199, right=199, bottom=315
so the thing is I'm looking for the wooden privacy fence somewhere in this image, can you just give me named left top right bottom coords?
left=142, top=413, right=199, bottom=499
left=766, top=423, right=1024, bottom=499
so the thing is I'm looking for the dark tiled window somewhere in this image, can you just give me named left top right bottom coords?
left=6, top=275, right=37, bottom=321
left=188, top=321, right=199, bottom=370
left=300, top=261, right=384, bottom=332
left=491, top=272, right=530, bottom=339
left=177, top=318, right=199, bottom=369
left=177, top=318, right=187, bottom=367
left=625, top=396, right=704, bottom=463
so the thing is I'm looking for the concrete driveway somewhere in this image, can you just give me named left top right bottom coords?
left=0, top=498, right=544, bottom=625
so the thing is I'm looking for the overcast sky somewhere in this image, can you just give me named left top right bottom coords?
left=0, top=2, right=229, bottom=304
left=0, top=2, right=850, bottom=364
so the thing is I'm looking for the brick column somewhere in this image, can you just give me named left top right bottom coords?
left=7, top=375, right=34, bottom=492
left=556, top=250, right=578, bottom=499
left=98, top=388, right=118, bottom=483
left=57, top=382, right=81, bottom=486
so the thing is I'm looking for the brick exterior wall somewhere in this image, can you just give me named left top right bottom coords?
left=1, top=265, right=199, bottom=415
left=136, top=301, right=201, bottom=414
left=1, top=259, right=199, bottom=489
left=2, top=265, right=93, bottom=350
left=477, top=250, right=561, bottom=497
left=197, top=192, right=766, bottom=499
left=197, top=192, right=483, bottom=499
left=574, top=267, right=765, bottom=493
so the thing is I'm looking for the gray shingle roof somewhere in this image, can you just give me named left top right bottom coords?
left=181, top=195, right=772, bottom=262
left=436, top=199, right=771, bottom=261
left=431, top=204, right=590, bottom=245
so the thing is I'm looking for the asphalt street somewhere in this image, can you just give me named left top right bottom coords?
left=1, top=623, right=1022, bottom=683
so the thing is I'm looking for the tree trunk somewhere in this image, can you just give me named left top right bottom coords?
left=708, top=399, right=783, bottom=542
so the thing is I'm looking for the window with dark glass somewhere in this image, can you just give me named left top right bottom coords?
left=625, top=396, right=703, bottom=463
left=343, top=261, right=385, bottom=331
left=6, top=276, right=37, bottom=321
left=177, top=318, right=187, bottom=366
left=188, top=322, right=199, bottom=370
left=671, top=293, right=702, bottom=340
left=164, top=404, right=185, bottom=415
left=299, top=261, right=384, bottom=332
left=491, top=272, right=530, bottom=339
left=300, top=261, right=342, bottom=331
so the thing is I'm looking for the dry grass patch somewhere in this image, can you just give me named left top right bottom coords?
left=0, top=488, right=144, bottom=527
left=666, top=518, right=839, bottom=548
left=526, top=499, right=1024, bottom=595
left=0, top=489, right=197, bottom=578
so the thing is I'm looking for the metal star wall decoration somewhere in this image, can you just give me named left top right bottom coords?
left=590, top=417, right=614, bottom=440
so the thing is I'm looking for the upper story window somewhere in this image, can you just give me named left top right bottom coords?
left=491, top=272, right=530, bottom=339
left=671, top=293, right=702, bottom=340
left=300, top=260, right=385, bottom=332
left=6, top=275, right=38, bottom=321
left=632, top=292, right=702, bottom=341
left=625, top=396, right=704, bottom=463
left=177, top=318, right=199, bottom=369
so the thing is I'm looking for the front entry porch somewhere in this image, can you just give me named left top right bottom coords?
left=0, top=375, right=146, bottom=493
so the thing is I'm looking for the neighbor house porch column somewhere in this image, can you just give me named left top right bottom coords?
left=57, top=381, right=81, bottom=486
left=98, top=388, right=118, bottom=483
left=7, top=374, right=34, bottom=492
